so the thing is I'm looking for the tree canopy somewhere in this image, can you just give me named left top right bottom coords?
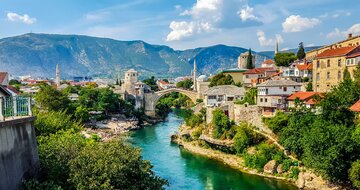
left=274, top=52, right=297, bottom=67
left=208, top=73, right=240, bottom=87
left=176, top=79, right=193, bottom=90
left=143, top=76, right=159, bottom=91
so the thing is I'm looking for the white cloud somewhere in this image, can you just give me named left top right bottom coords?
left=238, top=5, right=258, bottom=21
left=166, top=0, right=265, bottom=41
left=257, top=30, right=283, bottom=47
left=327, top=23, right=360, bottom=38
left=282, top=15, right=320, bottom=33
left=166, top=21, right=214, bottom=41
left=7, top=12, right=36, bottom=24
left=175, top=5, right=182, bottom=11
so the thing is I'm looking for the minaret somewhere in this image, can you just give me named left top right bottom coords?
left=275, top=40, right=279, bottom=55
left=55, top=64, right=60, bottom=87
left=193, top=59, right=197, bottom=91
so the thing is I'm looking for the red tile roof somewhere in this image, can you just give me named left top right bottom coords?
left=158, top=80, right=169, bottom=85
left=350, top=100, right=360, bottom=112
left=287, top=92, right=320, bottom=101
left=0, top=72, right=8, bottom=83
left=297, top=63, right=313, bottom=71
left=243, top=67, right=275, bottom=74
left=315, top=46, right=359, bottom=59
left=262, top=59, right=275, bottom=65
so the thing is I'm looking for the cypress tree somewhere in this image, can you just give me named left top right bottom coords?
left=297, top=42, right=306, bottom=60
left=246, top=49, right=254, bottom=69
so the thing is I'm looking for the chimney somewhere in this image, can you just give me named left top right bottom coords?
left=348, top=33, right=353, bottom=39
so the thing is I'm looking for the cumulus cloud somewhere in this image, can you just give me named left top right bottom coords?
left=327, top=23, right=360, bottom=38
left=166, top=0, right=263, bottom=41
left=166, top=21, right=214, bottom=41
left=257, top=30, right=283, bottom=47
left=7, top=12, right=36, bottom=24
left=238, top=5, right=258, bottom=21
left=282, top=15, right=320, bottom=33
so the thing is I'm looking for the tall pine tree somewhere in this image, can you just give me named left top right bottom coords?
left=246, top=48, right=254, bottom=69
left=297, top=42, right=306, bottom=60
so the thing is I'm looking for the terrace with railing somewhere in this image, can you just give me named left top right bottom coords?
left=0, top=96, right=32, bottom=121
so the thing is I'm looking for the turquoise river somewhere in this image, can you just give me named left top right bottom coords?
left=129, top=112, right=298, bottom=190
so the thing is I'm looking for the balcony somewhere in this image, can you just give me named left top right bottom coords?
left=0, top=96, right=32, bottom=121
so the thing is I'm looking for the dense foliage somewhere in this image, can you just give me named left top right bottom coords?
left=69, top=140, right=168, bottom=190
left=176, top=79, right=193, bottom=90
left=35, top=84, right=71, bottom=112
left=264, top=66, right=360, bottom=187
left=235, top=88, right=257, bottom=105
left=143, top=76, right=159, bottom=91
left=211, top=109, right=232, bottom=139
left=208, top=73, right=240, bottom=87
left=274, top=52, right=297, bottom=67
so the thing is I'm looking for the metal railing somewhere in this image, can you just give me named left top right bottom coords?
left=0, top=96, right=32, bottom=121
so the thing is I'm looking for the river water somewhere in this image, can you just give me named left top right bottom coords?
left=129, top=112, right=298, bottom=190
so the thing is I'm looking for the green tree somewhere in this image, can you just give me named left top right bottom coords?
left=306, top=80, right=313, bottom=91
left=74, top=106, right=90, bottom=122
left=176, top=79, right=193, bottom=90
left=212, top=109, right=231, bottom=138
left=69, top=140, right=168, bottom=190
left=37, top=130, right=88, bottom=188
left=246, top=49, right=254, bottom=69
left=350, top=160, right=360, bottom=189
left=233, top=128, right=250, bottom=154
left=274, top=52, right=297, bottom=67
left=143, top=76, right=159, bottom=91
left=9, top=79, right=20, bottom=85
left=297, top=42, right=306, bottom=60
left=35, top=84, right=71, bottom=112
left=35, top=111, right=83, bottom=136
left=209, top=73, right=235, bottom=87
left=236, top=88, right=257, bottom=105
left=353, top=61, right=360, bottom=88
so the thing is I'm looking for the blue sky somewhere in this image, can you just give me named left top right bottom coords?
left=0, top=0, right=359, bottom=51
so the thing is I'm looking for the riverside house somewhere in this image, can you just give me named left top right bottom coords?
left=257, top=79, right=302, bottom=116
left=204, top=85, right=246, bottom=107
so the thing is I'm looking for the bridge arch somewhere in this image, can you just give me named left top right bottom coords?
left=144, top=88, right=198, bottom=117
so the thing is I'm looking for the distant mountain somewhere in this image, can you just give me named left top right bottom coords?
left=258, top=46, right=322, bottom=59
left=0, top=33, right=270, bottom=79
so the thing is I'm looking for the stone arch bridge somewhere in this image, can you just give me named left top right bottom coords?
left=144, top=88, right=199, bottom=117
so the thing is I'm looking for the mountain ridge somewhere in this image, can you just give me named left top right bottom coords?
left=0, top=33, right=320, bottom=79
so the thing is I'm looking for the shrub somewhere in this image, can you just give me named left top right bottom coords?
left=289, top=167, right=300, bottom=180
left=349, top=160, right=360, bottom=189
left=282, top=159, right=293, bottom=172
left=191, top=127, right=203, bottom=140
left=233, top=128, right=250, bottom=154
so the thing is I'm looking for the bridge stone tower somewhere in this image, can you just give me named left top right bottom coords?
left=122, top=69, right=138, bottom=95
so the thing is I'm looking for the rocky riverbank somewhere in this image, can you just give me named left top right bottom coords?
left=172, top=130, right=339, bottom=190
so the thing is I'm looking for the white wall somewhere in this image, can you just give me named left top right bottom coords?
left=258, top=85, right=301, bottom=96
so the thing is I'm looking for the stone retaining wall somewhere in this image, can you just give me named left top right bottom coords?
left=0, top=117, right=39, bottom=190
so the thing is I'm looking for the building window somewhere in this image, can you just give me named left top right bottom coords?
left=208, top=96, right=216, bottom=99
left=264, top=98, right=268, bottom=103
left=316, top=61, right=320, bottom=68
left=327, top=72, right=330, bottom=79
left=260, top=98, right=263, bottom=102
left=338, top=59, right=341, bottom=67
left=283, top=87, right=287, bottom=92
left=327, top=59, right=330, bottom=67
left=278, top=99, right=282, bottom=104
left=279, top=87, right=282, bottom=89
left=338, top=71, right=341, bottom=80
left=246, top=75, right=249, bottom=78
left=316, top=73, right=320, bottom=81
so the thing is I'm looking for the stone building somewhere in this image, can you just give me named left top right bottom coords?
left=306, top=34, right=360, bottom=61
left=238, top=51, right=255, bottom=69
left=204, top=85, right=245, bottom=107
left=312, top=45, right=360, bottom=92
